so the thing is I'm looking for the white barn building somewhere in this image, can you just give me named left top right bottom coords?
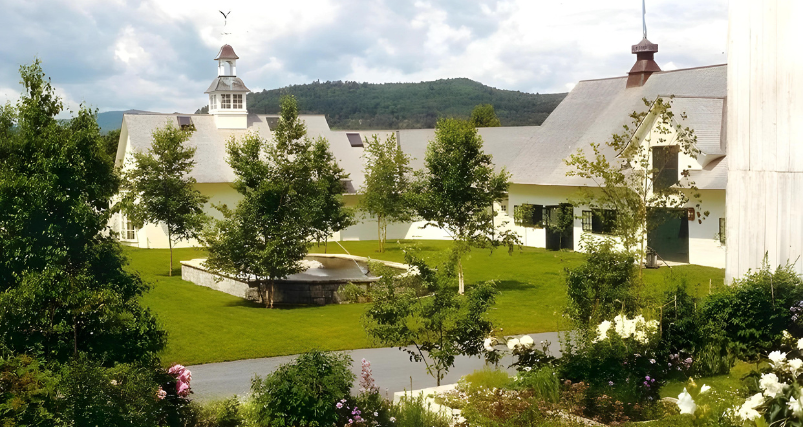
left=113, top=40, right=730, bottom=269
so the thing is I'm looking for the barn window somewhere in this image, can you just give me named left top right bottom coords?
left=514, top=204, right=543, bottom=227
left=653, top=146, right=679, bottom=191
left=124, top=217, right=136, bottom=241
left=582, top=209, right=616, bottom=234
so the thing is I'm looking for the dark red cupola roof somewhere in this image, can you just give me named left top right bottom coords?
left=214, top=44, right=239, bottom=60
left=626, top=38, right=661, bottom=88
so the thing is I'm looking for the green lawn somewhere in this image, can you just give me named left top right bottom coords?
left=131, top=240, right=724, bottom=365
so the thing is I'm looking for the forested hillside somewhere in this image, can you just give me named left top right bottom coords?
left=197, top=78, right=566, bottom=130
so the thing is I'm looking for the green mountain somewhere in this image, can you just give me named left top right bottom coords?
left=197, top=78, right=567, bottom=130
left=96, top=109, right=155, bottom=133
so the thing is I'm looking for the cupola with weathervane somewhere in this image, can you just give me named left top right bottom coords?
left=205, top=44, right=251, bottom=129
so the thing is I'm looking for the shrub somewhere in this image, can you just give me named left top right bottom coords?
left=511, top=366, right=561, bottom=405
left=701, top=262, right=803, bottom=363
left=338, top=283, right=368, bottom=303
left=191, top=397, right=244, bottom=427
left=0, top=354, right=58, bottom=426
left=462, top=367, right=512, bottom=391
left=565, top=240, right=641, bottom=331
left=390, top=394, right=450, bottom=427
left=250, top=350, right=354, bottom=427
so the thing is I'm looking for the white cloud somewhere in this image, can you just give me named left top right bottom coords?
left=0, top=0, right=729, bottom=114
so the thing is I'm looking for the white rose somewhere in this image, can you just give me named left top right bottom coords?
left=768, top=351, right=787, bottom=369
left=798, top=338, right=803, bottom=351
left=788, top=358, right=803, bottom=378
left=677, top=388, right=697, bottom=415
left=596, top=320, right=612, bottom=342
left=759, top=373, right=787, bottom=398
left=789, top=396, right=803, bottom=417
left=483, top=337, right=496, bottom=352
left=507, top=338, right=520, bottom=350
left=738, top=393, right=765, bottom=421
left=519, top=335, right=534, bottom=348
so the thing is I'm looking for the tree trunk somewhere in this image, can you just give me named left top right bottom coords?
left=377, top=215, right=383, bottom=252
left=168, top=229, right=173, bottom=277
left=269, top=279, right=275, bottom=309
left=73, top=319, right=78, bottom=358
left=259, top=282, right=269, bottom=308
left=457, top=256, right=465, bottom=295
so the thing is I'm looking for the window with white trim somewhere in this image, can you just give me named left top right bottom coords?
left=124, top=217, right=136, bottom=240
left=210, top=94, right=217, bottom=110
left=221, top=94, right=231, bottom=109
left=233, top=94, right=243, bottom=109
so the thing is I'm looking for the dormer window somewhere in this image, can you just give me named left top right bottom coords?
left=210, top=94, right=217, bottom=110
left=221, top=94, right=231, bottom=109
left=233, top=94, right=243, bottom=109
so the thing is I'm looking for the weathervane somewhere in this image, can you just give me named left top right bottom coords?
left=642, top=0, right=647, bottom=39
left=220, top=10, right=232, bottom=37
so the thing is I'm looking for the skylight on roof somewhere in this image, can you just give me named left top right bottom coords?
left=346, top=133, right=363, bottom=148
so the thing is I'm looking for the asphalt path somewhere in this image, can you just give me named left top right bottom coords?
left=187, top=332, right=562, bottom=402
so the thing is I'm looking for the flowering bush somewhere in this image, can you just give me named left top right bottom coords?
left=729, top=344, right=803, bottom=426
left=167, top=364, right=192, bottom=398
left=561, top=317, right=664, bottom=422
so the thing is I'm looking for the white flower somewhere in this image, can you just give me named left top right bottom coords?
left=677, top=388, right=697, bottom=415
left=798, top=338, right=803, bottom=351
left=783, top=330, right=792, bottom=340
left=788, top=358, right=803, bottom=378
left=523, top=366, right=532, bottom=372
left=700, top=384, right=711, bottom=394
left=519, top=335, right=534, bottom=348
left=483, top=337, right=496, bottom=352
left=768, top=351, right=788, bottom=369
left=738, top=393, right=765, bottom=421
left=789, top=396, right=803, bottom=417
left=507, top=338, right=520, bottom=350
left=759, top=373, right=787, bottom=398
left=595, top=320, right=612, bottom=342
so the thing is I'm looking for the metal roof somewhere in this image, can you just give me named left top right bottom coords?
left=507, top=64, right=727, bottom=188
left=214, top=44, right=239, bottom=60
left=205, top=76, right=251, bottom=93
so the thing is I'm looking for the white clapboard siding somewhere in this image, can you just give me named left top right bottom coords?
left=726, top=0, right=803, bottom=282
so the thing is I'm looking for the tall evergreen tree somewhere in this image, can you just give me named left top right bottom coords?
left=204, top=95, right=351, bottom=308
left=360, top=133, right=413, bottom=252
left=120, top=122, right=209, bottom=276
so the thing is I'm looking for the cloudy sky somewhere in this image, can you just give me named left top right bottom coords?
left=0, top=0, right=728, bottom=116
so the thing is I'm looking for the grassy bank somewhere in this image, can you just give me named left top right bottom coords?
left=131, top=241, right=724, bottom=365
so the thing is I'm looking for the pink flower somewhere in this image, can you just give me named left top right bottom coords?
left=156, top=386, right=166, bottom=400
left=168, top=364, right=186, bottom=376
left=336, top=402, right=343, bottom=409
left=176, top=381, right=190, bottom=397
left=179, top=369, right=192, bottom=383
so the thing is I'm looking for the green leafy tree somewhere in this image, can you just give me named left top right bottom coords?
left=0, top=60, right=165, bottom=364
left=204, top=95, right=351, bottom=308
left=469, top=104, right=501, bottom=127
left=120, top=123, right=209, bottom=276
left=360, top=133, right=413, bottom=252
left=363, top=253, right=498, bottom=385
left=564, top=97, right=707, bottom=271
left=413, top=117, right=512, bottom=293
left=101, top=128, right=121, bottom=161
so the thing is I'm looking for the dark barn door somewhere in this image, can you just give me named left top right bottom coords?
left=544, top=204, right=574, bottom=251
left=647, top=209, right=689, bottom=263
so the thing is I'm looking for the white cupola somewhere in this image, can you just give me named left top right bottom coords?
left=205, top=44, right=251, bottom=129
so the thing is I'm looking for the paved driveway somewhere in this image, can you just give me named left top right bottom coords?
left=187, top=332, right=561, bottom=401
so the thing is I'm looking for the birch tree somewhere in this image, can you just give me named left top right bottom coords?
left=120, top=122, right=209, bottom=276
left=360, top=133, right=413, bottom=252
left=414, top=117, right=511, bottom=294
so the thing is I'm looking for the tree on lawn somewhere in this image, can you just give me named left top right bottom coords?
left=360, top=133, right=413, bottom=252
left=0, top=60, right=166, bottom=365
left=414, top=117, right=512, bottom=294
left=469, top=104, right=502, bottom=128
left=564, top=96, right=707, bottom=271
left=362, top=253, right=497, bottom=386
left=203, top=95, right=351, bottom=308
left=120, top=122, right=209, bottom=276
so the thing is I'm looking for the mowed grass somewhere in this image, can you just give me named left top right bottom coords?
left=131, top=240, right=724, bottom=365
